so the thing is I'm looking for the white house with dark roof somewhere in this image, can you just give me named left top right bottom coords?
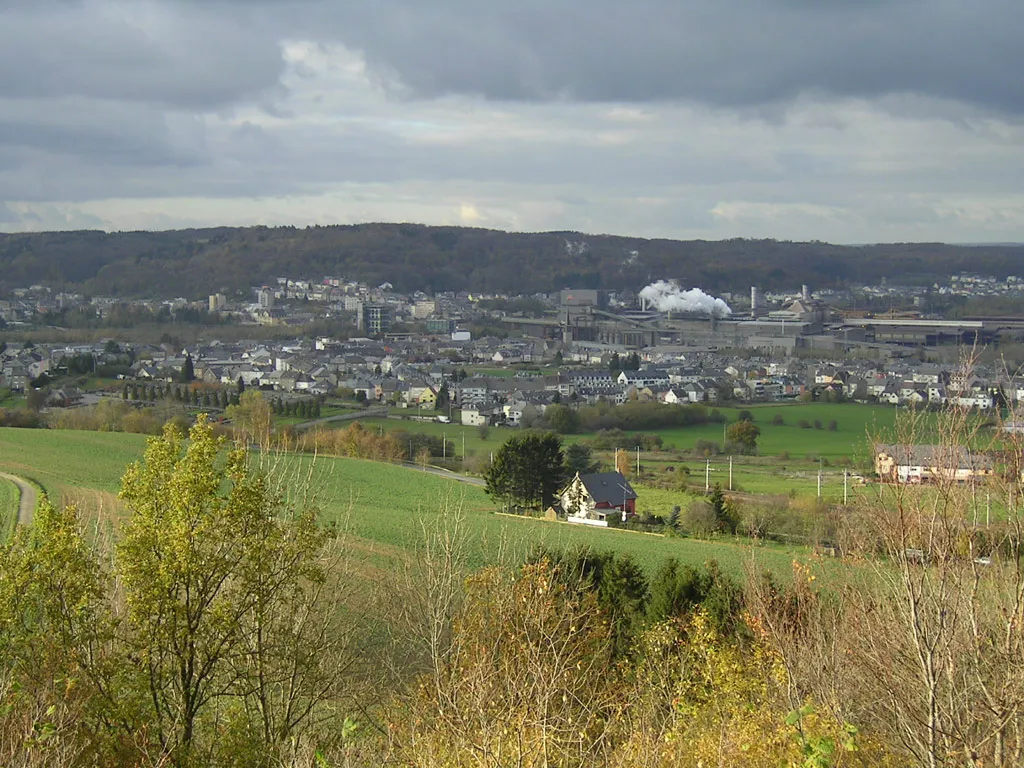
left=560, top=471, right=637, bottom=526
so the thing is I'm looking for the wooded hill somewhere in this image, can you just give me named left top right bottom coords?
left=1, top=223, right=1022, bottom=298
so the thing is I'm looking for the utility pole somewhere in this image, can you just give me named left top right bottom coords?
left=844, top=469, right=848, bottom=505
left=729, top=456, right=733, bottom=491
left=987, top=492, right=991, bottom=526
left=636, top=446, right=640, bottom=477
left=817, top=457, right=823, bottom=498
left=705, top=458, right=711, bottom=493
left=443, top=432, right=446, bottom=460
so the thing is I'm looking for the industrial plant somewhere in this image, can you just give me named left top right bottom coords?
left=500, top=282, right=1003, bottom=354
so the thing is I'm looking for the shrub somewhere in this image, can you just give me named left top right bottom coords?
left=770, top=414, right=785, bottom=426
left=827, top=419, right=838, bottom=431
left=692, top=439, right=722, bottom=457
left=737, top=410, right=754, bottom=422
left=741, top=502, right=781, bottom=539
left=798, top=419, right=812, bottom=429
left=682, top=500, right=718, bottom=538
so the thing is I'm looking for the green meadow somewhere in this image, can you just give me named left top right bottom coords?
left=0, top=477, right=18, bottom=542
left=0, top=428, right=150, bottom=496
left=351, top=401, right=902, bottom=461
left=0, top=427, right=813, bottom=578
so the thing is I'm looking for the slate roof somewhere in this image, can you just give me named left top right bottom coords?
left=579, top=472, right=637, bottom=505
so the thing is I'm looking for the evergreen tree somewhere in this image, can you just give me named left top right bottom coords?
left=179, top=354, right=196, bottom=383
left=709, top=483, right=739, bottom=534
left=564, top=443, right=600, bottom=476
left=237, top=376, right=245, bottom=394
left=668, top=504, right=681, bottom=530
left=597, top=554, right=649, bottom=658
left=484, top=432, right=566, bottom=511
left=435, top=383, right=450, bottom=412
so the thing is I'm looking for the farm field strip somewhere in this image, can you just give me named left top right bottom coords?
left=342, top=402, right=907, bottom=460
left=0, top=427, right=813, bottom=578
left=0, top=477, right=18, bottom=542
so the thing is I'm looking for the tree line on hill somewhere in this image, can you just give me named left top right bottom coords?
left=1, top=408, right=1022, bottom=766
left=542, top=401, right=726, bottom=435
left=3, top=224, right=1024, bottom=298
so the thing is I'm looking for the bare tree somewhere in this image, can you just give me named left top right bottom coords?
left=750, top=351, right=1024, bottom=768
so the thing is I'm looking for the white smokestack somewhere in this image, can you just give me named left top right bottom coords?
left=638, top=280, right=733, bottom=318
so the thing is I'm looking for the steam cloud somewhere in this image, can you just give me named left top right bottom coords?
left=639, top=280, right=733, bottom=317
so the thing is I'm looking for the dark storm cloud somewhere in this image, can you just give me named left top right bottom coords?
left=4, top=0, right=1021, bottom=114
left=302, top=0, right=1024, bottom=113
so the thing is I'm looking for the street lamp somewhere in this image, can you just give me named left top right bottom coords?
left=618, top=483, right=631, bottom=523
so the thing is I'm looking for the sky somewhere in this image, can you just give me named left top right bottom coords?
left=1, top=0, right=1023, bottom=243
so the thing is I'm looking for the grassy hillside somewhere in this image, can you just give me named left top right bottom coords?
left=0, top=478, right=18, bottom=542
left=0, top=427, right=812, bottom=578
left=0, top=428, right=149, bottom=497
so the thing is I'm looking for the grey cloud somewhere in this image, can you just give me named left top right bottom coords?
left=294, top=0, right=1024, bottom=113
left=0, top=1, right=285, bottom=109
left=0, top=103, right=207, bottom=167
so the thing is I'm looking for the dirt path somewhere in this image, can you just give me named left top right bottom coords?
left=0, top=472, right=37, bottom=526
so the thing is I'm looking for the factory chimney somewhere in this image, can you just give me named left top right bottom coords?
left=801, top=284, right=811, bottom=302
left=750, top=286, right=761, bottom=313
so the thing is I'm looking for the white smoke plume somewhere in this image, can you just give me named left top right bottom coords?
left=639, top=280, right=733, bottom=317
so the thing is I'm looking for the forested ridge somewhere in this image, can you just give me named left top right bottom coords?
left=1, top=223, right=1023, bottom=298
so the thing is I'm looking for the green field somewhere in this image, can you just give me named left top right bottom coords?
left=651, top=402, right=898, bottom=458
left=0, top=427, right=815, bottom=578
left=350, top=402, right=902, bottom=462
left=0, top=477, right=18, bottom=542
left=0, top=428, right=150, bottom=497
left=0, top=391, right=25, bottom=410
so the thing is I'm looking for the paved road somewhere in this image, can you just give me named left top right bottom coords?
left=0, top=472, right=37, bottom=526
left=293, top=406, right=390, bottom=431
left=401, top=462, right=486, bottom=487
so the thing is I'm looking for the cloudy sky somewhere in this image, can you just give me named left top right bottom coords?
left=1, top=0, right=1022, bottom=242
